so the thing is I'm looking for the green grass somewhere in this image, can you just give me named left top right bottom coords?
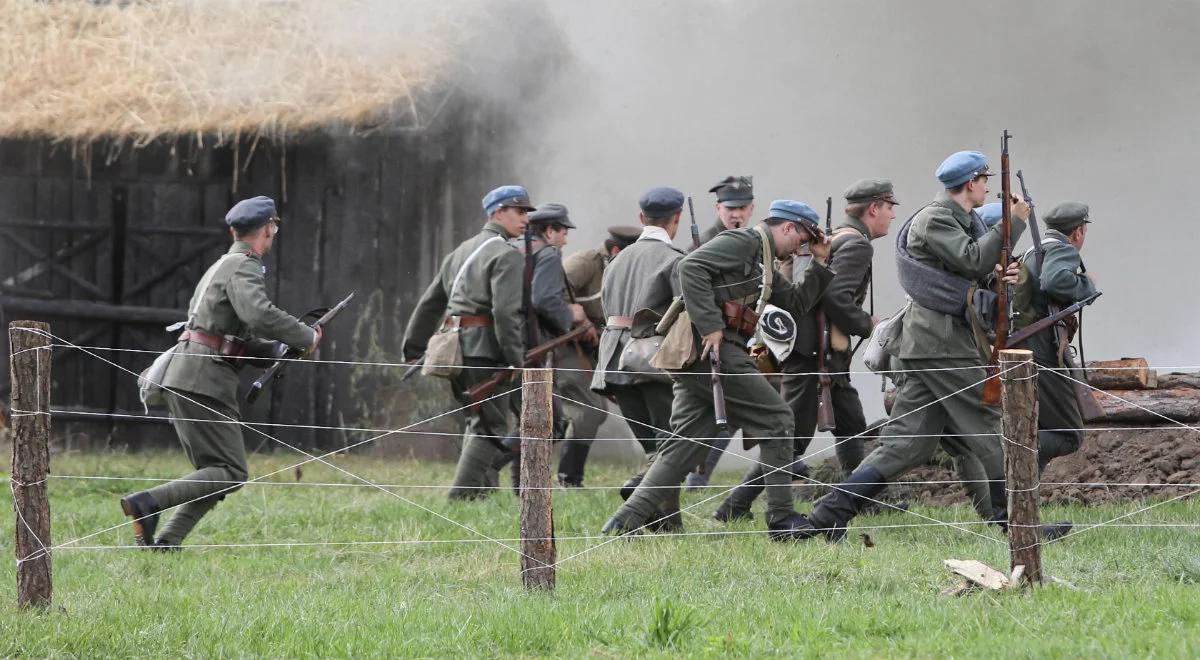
left=2, top=451, right=1198, bottom=657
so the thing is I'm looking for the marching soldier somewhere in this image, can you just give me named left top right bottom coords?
left=792, top=151, right=1031, bottom=540
left=402, top=185, right=536, bottom=499
left=119, top=196, right=321, bottom=549
left=603, top=199, right=833, bottom=539
left=1011, top=201, right=1098, bottom=471
left=686, top=174, right=755, bottom=490
left=714, top=180, right=899, bottom=521
left=556, top=225, right=641, bottom=487
left=590, top=189, right=688, bottom=507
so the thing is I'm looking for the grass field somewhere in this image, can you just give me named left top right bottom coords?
left=3, top=451, right=1199, bottom=657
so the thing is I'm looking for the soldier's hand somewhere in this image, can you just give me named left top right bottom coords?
left=1010, top=193, right=1031, bottom=221
left=307, top=326, right=324, bottom=356
left=700, top=330, right=723, bottom=360
left=808, top=233, right=832, bottom=263
left=996, top=261, right=1021, bottom=286
left=569, top=303, right=587, bottom=324
left=580, top=325, right=600, bottom=345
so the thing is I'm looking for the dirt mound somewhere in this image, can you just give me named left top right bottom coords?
left=800, top=426, right=1200, bottom=506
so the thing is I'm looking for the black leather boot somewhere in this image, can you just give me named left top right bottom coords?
left=804, top=465, right=889, bottom=542
left=119, top=491, right=160, bottom=547
left=645, top=508, right=684, bottom=533
left=619, top=474, right=643, bottom=501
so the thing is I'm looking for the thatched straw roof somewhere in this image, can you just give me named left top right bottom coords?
left=0, top=0, right=472, bottom=143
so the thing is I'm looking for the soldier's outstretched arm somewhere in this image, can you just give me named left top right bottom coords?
left=769, top=258, right=834, bottom=318
left=402, top=272, right=450, bottom=359
left=1040, top=244, right=1098, bottom=304
left=491, top=249, right=526, bottom=367
left=226, top=258, right=316, bottom=350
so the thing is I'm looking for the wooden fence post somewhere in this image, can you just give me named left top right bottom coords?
left=10, top=320, right=52, bottom=608
left=519, top=367, right=555, bottom=591
left=1000, top=348, right=1041, bottom=586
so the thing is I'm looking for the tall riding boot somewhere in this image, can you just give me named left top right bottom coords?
left=786, top=465, right=890, bottom=542
left=557, top=439, right=591, bottom=487
left=988, top=477, right=1073, bottom=541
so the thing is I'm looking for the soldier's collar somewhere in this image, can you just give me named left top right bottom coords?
left=837, top=215, right=871, bottom=239
left=228, top=240, right=258, bottom=257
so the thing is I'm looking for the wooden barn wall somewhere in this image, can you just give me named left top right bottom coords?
left=0, top=99, right=513, bottom=455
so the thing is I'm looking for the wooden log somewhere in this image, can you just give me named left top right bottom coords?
left=1158, top=372, right=1200, bottom=390
left=1000, top=349, right=1042, bottom=587
left=1085, top=358, right=1156, bottom=390
left=9, top=320, right=52, bottom=608
left=519, top=367, right=555, bottom=591
left=1095, top=387, right=1200, bottom=424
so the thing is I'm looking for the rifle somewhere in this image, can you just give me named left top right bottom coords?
left=814, top=196, right=836, bottom=432
left=688, top=196, right=727, bottom=426
left=245, top=291, right=355, bottom=404
left=981, top=130, right=1014, bottom=406
left=523, top=224, right=539, bottom=358
left=462, top=321, right=595, bottom=410
left=1006, top=291, right=1101, bottom=347
left=399, top=357, right=423, bottom=383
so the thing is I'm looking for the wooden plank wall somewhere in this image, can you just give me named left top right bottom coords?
left=0, top=98, right=516, bottom=456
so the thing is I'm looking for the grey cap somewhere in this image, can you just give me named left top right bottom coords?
left=843, top=178, right=899, bottom=205
left=529, top=203, right=576, bottom=228
left=1044, top=201, right=1090, bottom=231
left=709, top=175, right=754, bottom=207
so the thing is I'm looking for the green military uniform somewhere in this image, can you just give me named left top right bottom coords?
left=605, top=217, right=833, bottom=535
left=717, top=180, right=897, bottom=519
left=1010, top=202, right=1098, bottom=471
left=800, top=152, right=1030, bottom=539
left=403, top=213, right=528, bottom=499
left=121, top=196, right=317, bottom=548
left=590, top=224, right=685, bottom=483
left=686, top=175, right=755, bottom=489
left=554, top=247, right=608, bottom=484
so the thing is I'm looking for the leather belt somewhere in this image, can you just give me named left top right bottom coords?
left=721, top=301, right=759, bottom=338
left=445, top=314, right=493, bottom=329
left=179, top=329, right=245, bottom=357
left=606, top=315, right=634, bottom=328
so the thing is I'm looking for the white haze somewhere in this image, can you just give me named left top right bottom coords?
left=490, top=0, right=1200, bottom=461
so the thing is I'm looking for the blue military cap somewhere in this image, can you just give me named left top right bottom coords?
left=639, top=187, right=685, bottom=218
left=482, top=185, right=536, bottom=215
left=767, top=199, right=820, bottom=227
left=976, top=202, right=1003, bottom=228
left=529, top=203, right=576, bottom=229
left=935, top=150, right=995, bottom=188
left=225, top=196, right=279, bottom=231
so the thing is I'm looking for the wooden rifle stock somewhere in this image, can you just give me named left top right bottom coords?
left=462, top=322, right=595, bottom=411
left=246, top=291, right=355, bottom=404
left=815, top=195, right=836, bottom=431
left=981, top=130, right=1013, bottom=406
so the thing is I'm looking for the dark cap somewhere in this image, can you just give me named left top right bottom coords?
left=225, top=196, right=279, bottom=232
left=482, top=185, right=536, bottom=215
left=708, top=175, right=754, bottom=207
left=529, top=203, right=576, bottom=228
left=843, top=178, right=899, bottom=205
left=1043, top=201, right=1091, bottom=231
left=606, top=225, right=641, bottom=249
left=639, top=187, right=686, bottom=219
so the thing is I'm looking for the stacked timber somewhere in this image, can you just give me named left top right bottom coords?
left=1086, top=358, right=1200, bottom=424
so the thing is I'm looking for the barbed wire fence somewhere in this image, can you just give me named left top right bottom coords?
left=7, top=322, right=1199, bottom=604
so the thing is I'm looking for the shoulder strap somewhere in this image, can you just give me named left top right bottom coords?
left=753, top=224, right=774, bottom=314
left=450, top=235, right=504, bottom=299
left=183, top=253, right=244, bottom=330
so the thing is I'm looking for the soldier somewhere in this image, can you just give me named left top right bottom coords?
left=402, top=185, right=535, bottom=500
left=590, top=189, right=688, bottom=506
left=492, top=203, right=583, bottom=489
left=119, top=196, right=321, bottom=549
left=1011, top=201, right=1098, bottom=472
left=714, top=180, right=899, bottom=521
left=685, top=174, right=755, bottom=490
left=792, top=151, right=1034, bottom=540
left=603, top=199, right=833, bottom=540
left=556, top=225, right=641, bottom=487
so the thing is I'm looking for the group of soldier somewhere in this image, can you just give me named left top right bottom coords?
left=118, top=147, right=1099, bottom=549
